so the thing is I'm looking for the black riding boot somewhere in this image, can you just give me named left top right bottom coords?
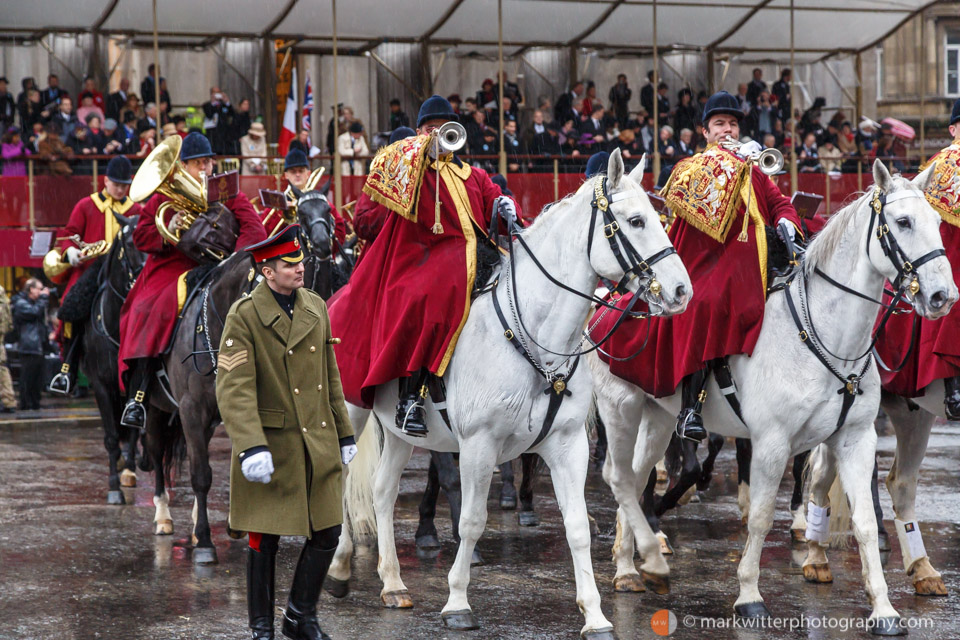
left=248, top=545, right=276, bottom=639
left=49, top=323, right=82, bottom=396
left=945, top=376, right=960, bottom=421
left=120, top=358, right=155, bottom=430
left=676, top=368, right=708, bottom=442
left=281, top=545, right=337, bottom=640
left=396, top=369, right=429, bottom=437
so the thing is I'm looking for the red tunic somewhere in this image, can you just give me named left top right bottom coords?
left=117, top=192, right=266, bottom=386
left=874, top=222, right=960, bottom=397
left=595, top=167, right=802, bottom=397
left=58, top=192, right=142, bottom=297
left=328, top=161, right=512, bottom=408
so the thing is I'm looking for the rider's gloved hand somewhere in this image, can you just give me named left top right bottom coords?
left=240, top=450, right=274, bottom=484
left=340, top=444, right=358, bottom=465
left=495, top=197, right=518, bottom=226
left=776, top=218, right=797, bottom=243
left=65, top=247, right=81, bottom=267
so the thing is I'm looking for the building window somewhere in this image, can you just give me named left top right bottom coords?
left=948, top=31, right=960, bottom=97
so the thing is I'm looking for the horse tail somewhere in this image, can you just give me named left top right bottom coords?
left=585, top=392, right=600, bottom=440
left=343, top=407, right=379, bottom=543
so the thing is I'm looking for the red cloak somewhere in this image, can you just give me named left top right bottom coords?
left=328, top=160, right=512, bottom=408
left=594, top=166, right=802, bottom=397
left=117, top=192, right=266, bottom=386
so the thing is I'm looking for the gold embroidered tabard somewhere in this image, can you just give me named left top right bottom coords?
left=661, top=146, right=753, bottom=243
left=923, top=140, right=960, bottom=228
left=362, top=134, right=431, bottom=222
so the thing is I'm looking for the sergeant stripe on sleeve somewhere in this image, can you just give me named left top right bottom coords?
left=218, top=350, right=249, bottom=372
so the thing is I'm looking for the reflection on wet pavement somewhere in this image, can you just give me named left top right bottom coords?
left=0, top=415, right=957, bottom=639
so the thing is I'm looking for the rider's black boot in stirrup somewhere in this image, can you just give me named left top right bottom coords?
left=120, top=359, right=152, bottom=430
left=676, top=368, right=708, bottom=441
left=49, top=325, right=82, bottom=395
left=396, top=371, right=428, bottom=437
left=944, top=376, right=960, bottom=421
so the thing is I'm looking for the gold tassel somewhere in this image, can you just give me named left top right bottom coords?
left=737, top=167, right=752, bottom=242
left=432, top=153, right=445, bottom=234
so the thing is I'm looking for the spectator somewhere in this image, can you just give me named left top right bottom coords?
left=524, top=109, right=561, bottom=159
left=16, top=77, right=36, bottom=112
left=388, top=98, right=409, bottom=130
left=106, top=77, right=130, bottom=121
left=874, top=132, right=904, bottom=173
left=82, top=77, right=105, bottom=112
left=76, top=91, right=104, bottom=125
left=289, top=129, right=312, bottom=156
left=49, top=97, right=79, bottom=142
left=173, top=114, right=188, bottom=137
left=640, top=70, right=656, bottom=116
left=84, top=114, right=107, bottom=152
left=447, top=94, right=461, bottom=116
left=477, top=78, right=497, bottom=110
left=120, top=93, right=141, bottom=124
left=772, top=69, right=791, bottom=122
left=12, top=278, right=50, bottom=412
left=676, top=128, right=695, bottom=158
left=673, top=89, right=698, bottom=137
left=819, top=135, right=842, bottom=173
left=745, top=68, right=767, bottom=107
left=487, top=95, right=513, bottom=131
left=494, top=73, right=522, bottom=115
left=1, top=127, right=30, bottom=176
left=42, top=74, right=67, bottom=107
left=502, top=118, right=522, bottom=172
left=657, top=125, right=677, bottom=165
left=476, top=128, right=499, bottom=172
left=240, top=121, right=268, bottom=175
left=140, top=64, right=169, bottom=106
left=640, top=114, right=655, bottom=153
left=0, top=77, right=15, bottom=132
left=118, top=112, right=139, bottom=154
left=797, top=131, right=821, bottom=172
left=326, top=104, right=345, bottom=153
left=101, top=118, right=124, bottom=155
left=67, top=125, right=97, bottom=175
left=230, top=98, right=253, bottom=155
left=138, top=102, right=159, bottom=135
left=583, top=82, right=600, bottom=118
left=579, top=104, right=606, bottom=153
left=856, top=120, right=877, bottom=156
left=18, top=88, right=47, bottom=137
left=459, top=97, right=477, bottom=125
left=762, top=133, right=778, bottom=152
left=37, top=123, right=73, bottom=175
left=735, top=83, right=750, bottom=113
left=608, top=74, right=632, bottom=129
left=613, top=128, right=643, bottom=160
left=747, top=91, right=776, bottom=140
left=800, top=97, right=826, bottom=141
left=558, top=119, right=581, bottom=163
left=554, top=81, right=583, bottom=124
left=465, top=108, right=487, bottom=153
left=655, top=82, right=671, bottom=125
left=0, top=285, right=15, bottom=413
left=202, top=86, right=235, bottom=154
left=338, top=121, right=369, bottom=176
left=136, top=120, right=156, bottom=157
left=161, top=122, right=177, bottom=139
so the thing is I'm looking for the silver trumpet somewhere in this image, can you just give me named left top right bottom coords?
left=435, top=121, right=467, bottom=154
left=719, top=136, right=784, bottom=175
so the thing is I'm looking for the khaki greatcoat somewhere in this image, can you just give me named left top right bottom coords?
left=215, top=281, right=353, bottom=536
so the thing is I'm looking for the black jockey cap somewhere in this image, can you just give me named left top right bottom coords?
left=951, top=97, right=960, bottom=126
left=180, top=131, right=214, bottom=160
left=284, top=148, right=309, bottom=171
left=701, top=91, right=744, bottom=124
left=417, top=94, right=458, bottom=128
left=245, top=223, right=304, bottom=264
left=389, top=126, right=416, bottom=144
left=585, top=151, right=610, bottom=178
left=105, top=156, right=133, bottom=184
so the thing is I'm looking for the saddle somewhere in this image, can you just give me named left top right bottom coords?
left=162, top=263, right=219, bottom=358
left=57, top=256, right=107, bottom=323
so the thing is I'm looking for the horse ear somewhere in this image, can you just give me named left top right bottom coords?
left=912, top=161, right=936, bottom=192
left=627, top=153, right=646, bottom=182
left=113, top=212, right=131, bottom=227
left=872, top=158, right=895, bottom=193
left=320, top=178, right=331, bottom=196
left=607, top=148, right=625, bottom=189
left=290, top=185, right=304, bottom=200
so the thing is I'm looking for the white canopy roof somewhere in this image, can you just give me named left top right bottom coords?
left=1, top=0, right=938, bottom=60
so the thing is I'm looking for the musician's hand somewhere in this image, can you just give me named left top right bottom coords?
left=739, top=140, right=763, bottom=157
left=65, top=246, right=81, bottom=267
left=776, top=218, right=797, bottom=243
left=495, top=197, right=518, bottom=226
left=168, top=213, right=183, bottom=233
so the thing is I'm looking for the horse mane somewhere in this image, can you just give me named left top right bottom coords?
left=520, top=178, right=592, bottom=235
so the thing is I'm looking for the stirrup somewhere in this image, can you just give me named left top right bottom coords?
left=675, top=409, right=707, bottom=442
left=120, top=399, right=146, bottom=430
left=399, top=400, right=428, bottom=437
left=48, top=371, right=72, bottom=396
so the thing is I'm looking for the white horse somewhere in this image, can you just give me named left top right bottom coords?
left=589, top=160, right=956, bottom=634
left=330, top=149, right=691, bottom=638
left=802, top=387, right=952, bottom=596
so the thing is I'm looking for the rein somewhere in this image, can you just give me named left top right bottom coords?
left=92, top=224, right=142, bottom=348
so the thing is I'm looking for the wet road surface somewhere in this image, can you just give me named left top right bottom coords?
left=1, top=410, right=958, bottom=639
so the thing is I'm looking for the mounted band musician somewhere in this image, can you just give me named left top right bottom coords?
left=118, top=132, right=267, bottom=429
left=328, top=94, right=519, bottom=437
left=45, top=156, right=142, bottom=395
left=594, top=90, right=803, bottom=441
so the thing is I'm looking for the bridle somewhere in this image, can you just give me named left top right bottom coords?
left=92, top=220, right=143, bottom=347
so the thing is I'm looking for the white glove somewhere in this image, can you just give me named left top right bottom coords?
left=777, top=218, right=797, bottom=242
left=340, top=444, right=358, bottom=465
left=496, top=197, right=517, bottom=225
left=740, top=140, right=763, bottom=157
left=65, top=246, right=81, bottom=267
left=240, top=450, right=274, bottom=483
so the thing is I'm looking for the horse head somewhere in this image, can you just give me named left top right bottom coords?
left=293, top=183, right=334, bottom=261
left=587, top=148, right=691, bottom=316
left=111, top=212, right=146, bottom=292
left=866, top=159, right=957, bottom=319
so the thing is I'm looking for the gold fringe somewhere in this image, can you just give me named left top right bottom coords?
left=663, top=149, right=749, bottom=244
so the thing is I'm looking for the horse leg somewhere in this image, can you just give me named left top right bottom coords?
left=733, top=443, right=788, bottom=619
left=97, top=383, right=125, bottom=505
left=695, top=432, right=725, bottom=492
left=145, top=410, right=174, bottom=535
left=120, top=426, right=138, bottom=487
left=431, top=451, right=483, bottom=565
left=179, top=396, right=217, bottom=565
left=831, top=427, right=903, bottom=632
left=592, top=416, right=608, bottom=471
left=655, top=437, right=702, bottom=514
left=640, top=468, right=673, bottom=555
left=415, top=454, right=442, bottom=549
left=517, top=453, right=539, bottom=527
left=538, top=429, right=614, bottom=637
left=871, top=457, right=891, bottom=551
left=498, top=459, right=517, bottom=510
left=789, top=451, right=810, bottom=543
left=375, top=426, right=415, bottom=608
left=882, top=398, right=946, bottom=596
left=801, top=444, right=835, bottom=584
left=735, top=437, right=752, bottom=525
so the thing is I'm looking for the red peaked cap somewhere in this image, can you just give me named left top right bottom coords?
left=245, top=223, right=304, bottom=264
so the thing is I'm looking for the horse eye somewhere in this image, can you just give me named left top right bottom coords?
left=628, top=215, right=645, bottom=229
left=896, top=217, right=911, bottom=230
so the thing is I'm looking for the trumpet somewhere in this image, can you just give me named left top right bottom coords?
left=433, top=121, right=467, bottom=155
left=719, top=136, right=784, bottom=175
left=61, top=235, right=110, bottom=262
left=42, top=236, right=110, bottom=283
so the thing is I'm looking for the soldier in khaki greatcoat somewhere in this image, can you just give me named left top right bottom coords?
left=216, top=223, right=356, bottom=640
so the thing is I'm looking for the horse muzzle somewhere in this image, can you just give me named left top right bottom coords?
left=915, top=282, right=958, bottom=319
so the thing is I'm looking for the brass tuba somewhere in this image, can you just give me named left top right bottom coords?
left=130, top=135, right=208, bottom=246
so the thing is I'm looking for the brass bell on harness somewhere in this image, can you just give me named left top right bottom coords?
left=908, top=277, right=921, bottom=297
left=648, top=279, right=663, bottom=297
left=553, top=379, right=566, bottom=394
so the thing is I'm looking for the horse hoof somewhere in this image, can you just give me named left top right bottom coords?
left=192, top=546, right=218, bottom=565
left=381, top=590, right=414, bottom=609
left=155, top=520, right=173, bottom=536
left=869, top=617, right=907, bottom=636
left=119, top=469, right=137, bottom=487
left=227, top=527, right=246, bottom=540
left=324, top=576, right=350, bottom=599
left=518, top=511, right=539, bottom=527
left=470, top=550, right=484, bottom=566
left=500, top=495, right=517, bottom=510
left=441, top=609, right=479, bottom=630
left=656, top=533, right=674, bottom=555
left=790, top=528, right=807, bottom=544
left=416, top=534, right=441, bottom=550
left=914, top=576, right=948, bottom=596
left=106, top=490, right=125, bottom=505
left=613, top=574, right=646, bottom=593
left=641, top=571, right=670, bottom=595
left=878, top=530, right=892, bottom=552
left=656, top=467, right=668, bottom=483
left=734, top=601, right=772, bottom=620
left=191, top=534, right=199, bottom=547
left=582, top=628, right=615, bottom=640
left=802, top=562, right=833, bottom=583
